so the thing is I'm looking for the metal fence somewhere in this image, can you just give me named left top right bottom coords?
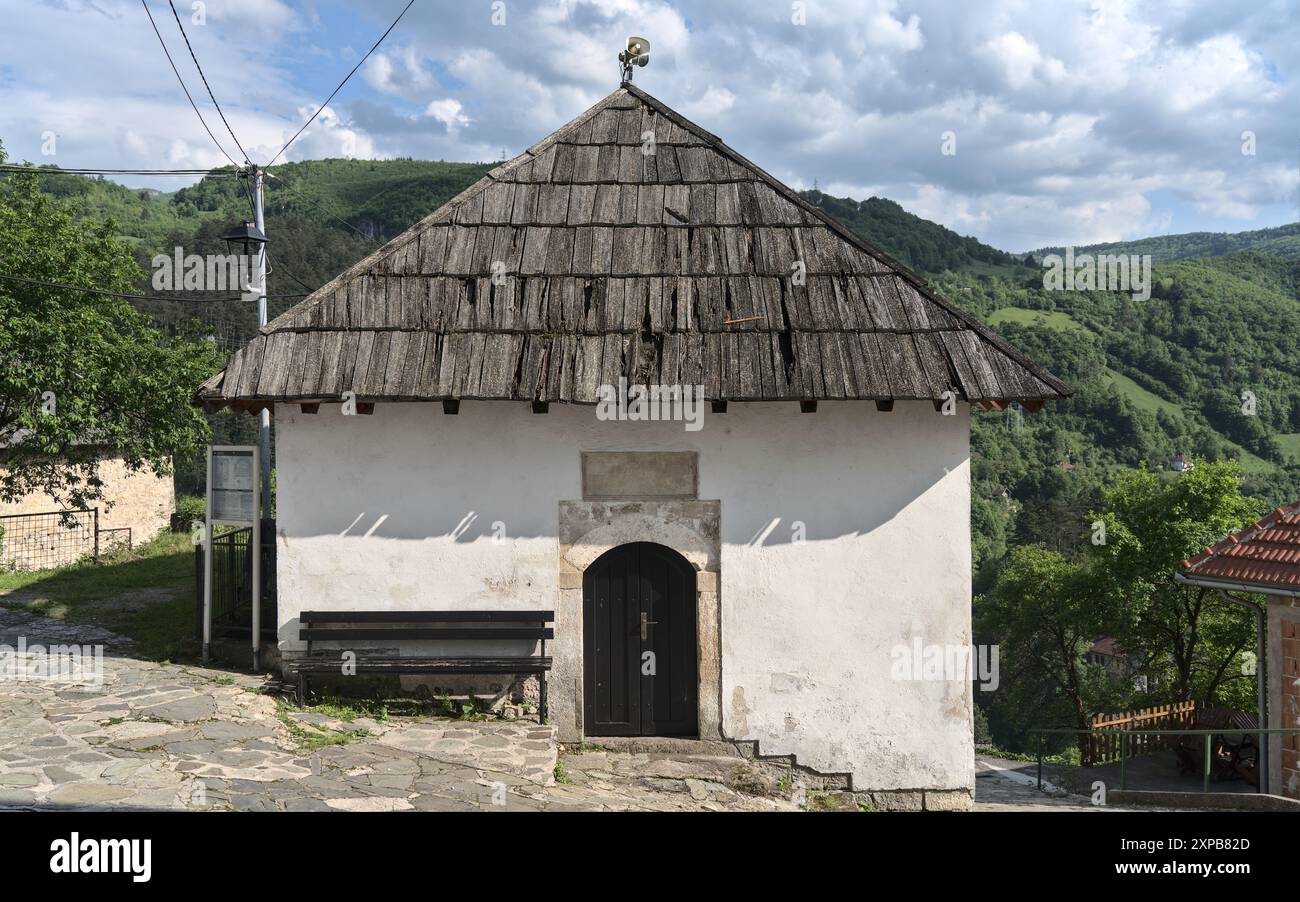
left=1032, top=726, right=1300, bottom=796
left=194, top=521, right=276, bottom=641
left=0, top=508, right=132, bottom=572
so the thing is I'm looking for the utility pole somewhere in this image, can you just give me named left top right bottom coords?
left=251, top=165, right=269, bottom=675
left=251, top=166, right=272, bottom=518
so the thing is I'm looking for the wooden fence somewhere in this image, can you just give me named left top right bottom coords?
left=1082, top=700, right=1197, bottom=766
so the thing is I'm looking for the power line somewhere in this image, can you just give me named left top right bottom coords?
left=0, top=272, right=310, bottom=303
left=266, top=0, right=417, bottom=167
left=266, top=176, right=370, bottom=239
left=140, top=0, right=240, bottom=168
left=266, top=252, right=318, bottom=293
left=167, top=0, right=253, bottom=165
left=0, top=164, right=232, bottom=177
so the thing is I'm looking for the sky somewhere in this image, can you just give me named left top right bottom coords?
left=0, top=0, right=1296, bottom=252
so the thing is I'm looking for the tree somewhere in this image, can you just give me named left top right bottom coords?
left=1088, top=460, right=1264, bottom=702
left=977, top=544, right=1103, bottom=736
left=0, top=144, right=218, bottom=510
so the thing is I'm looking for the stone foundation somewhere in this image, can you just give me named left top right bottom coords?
left=732, top=739, right=974, bottom=811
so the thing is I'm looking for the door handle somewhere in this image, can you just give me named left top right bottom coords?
left=640, top=611, right=658, bottom=640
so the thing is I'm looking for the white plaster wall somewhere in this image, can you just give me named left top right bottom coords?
left=275, top=400, right=972, bottom=792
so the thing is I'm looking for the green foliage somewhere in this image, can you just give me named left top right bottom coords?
left=175, top=495, right=206, bottom=526
left=1088, top=460, right=1265, bottom=702
left=977, top=544, right=1101, bottom=738
left=0, top=145, right=219, bottom=509
left=23, top=157, right=492, bottom=498
left=977, top=461, right=1269, bottom=750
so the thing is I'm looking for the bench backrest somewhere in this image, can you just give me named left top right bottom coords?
left=299, top=610, right=554, bottom=643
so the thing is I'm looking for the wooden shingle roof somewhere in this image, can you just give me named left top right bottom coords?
left=198, top=84, right=1071, bottom=409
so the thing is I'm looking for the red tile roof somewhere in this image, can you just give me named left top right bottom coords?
left=1181, top=501, right=1300, bottom=591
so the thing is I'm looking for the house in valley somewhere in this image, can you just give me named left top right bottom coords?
left=1181, top=502, right=1300, bottom=800
left=197, top=82, right=1070, bottom=809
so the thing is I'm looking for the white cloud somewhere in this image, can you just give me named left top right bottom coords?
left=685, top=86, right=736, bottom=118
left=980, top=32, right=1065, bottom=90
left=425, top=99, right=470, bottom=133
left=0, top=0, right=1293, bottom=247
left=362, top=46, right=435, bottom=98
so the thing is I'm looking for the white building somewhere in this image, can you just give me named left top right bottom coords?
left=199, top=83, right=1069, bottom=809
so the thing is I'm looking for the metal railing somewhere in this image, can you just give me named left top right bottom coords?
left=0, top=508, right=119, bottom=571
left=1031, top=727, right=1300, bottom=795
left=193, top=521, right=276, bottom=641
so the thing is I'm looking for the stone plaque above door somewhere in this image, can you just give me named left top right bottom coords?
left=581, top=451, right=699, bottom=500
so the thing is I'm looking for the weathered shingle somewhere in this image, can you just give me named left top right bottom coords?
left=198, top=85, right=1071, bottom=408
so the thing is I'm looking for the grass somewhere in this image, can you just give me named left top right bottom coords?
left=1098, top=368, right=1182, bottom=417
left=274, top=701, right=370, bottom=751
left=0, top=530, right=193, bottom=603
left=297, top=695, right=390, bottom=723
left=1276, top=433, right=1300, bottom=465
left=988, top=307, right=1095, bottom=335
left=290, top=687, right=509, bottom=722
left=553, top=760, right=572, bottom=784
left=977, top=744, right=1082, bottom=766
left=0, top=530, right=198, bottom=661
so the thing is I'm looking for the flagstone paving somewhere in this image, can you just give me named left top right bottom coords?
left=0, top=611, right=798, bottom=812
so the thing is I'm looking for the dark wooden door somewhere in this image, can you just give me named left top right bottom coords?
left=583, top=542, right=698, bottom=736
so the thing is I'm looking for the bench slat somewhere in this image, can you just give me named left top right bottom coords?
left=299, top=627, right=554, bottom=641
left=300, top=610, right=554, bottom=624
left=291, top=656, right=552, bottom=674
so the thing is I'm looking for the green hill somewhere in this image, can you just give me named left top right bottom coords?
left=1035, top=221, right=1300, bottom=264
left=800, top=190, right=1029, bottom=277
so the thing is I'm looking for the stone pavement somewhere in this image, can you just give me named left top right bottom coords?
left=0, top=609, right=799, bottom=812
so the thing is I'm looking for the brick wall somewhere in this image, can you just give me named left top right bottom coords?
left=1282, top=617, right=1300, bottom=799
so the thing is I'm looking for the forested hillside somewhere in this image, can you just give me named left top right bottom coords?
left=14, top=158, right=1300, bottom=582
left=1035, top=221, right=1300, bottom=264
left=802, top=191, right=1031, bottom=276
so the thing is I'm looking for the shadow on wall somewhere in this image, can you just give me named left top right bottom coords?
left=277, top=401, right=967, bottom=547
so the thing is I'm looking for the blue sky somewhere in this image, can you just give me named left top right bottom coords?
left=0, top=0, right=1296, bottom=251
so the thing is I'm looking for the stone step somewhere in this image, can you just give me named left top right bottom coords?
left=575, top=736, right=744, bottom=757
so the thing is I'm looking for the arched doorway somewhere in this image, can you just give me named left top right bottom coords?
left=583, top=542, right=698, bottom=736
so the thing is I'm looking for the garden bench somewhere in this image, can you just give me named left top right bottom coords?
left=290, top=609, right=553, bottom=720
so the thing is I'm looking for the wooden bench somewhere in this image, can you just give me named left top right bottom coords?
left=291, top=610, right=554, bottom=720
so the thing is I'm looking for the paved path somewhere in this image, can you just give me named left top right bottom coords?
left=974, top=757, right=1128, bottom=811
left=0, top=610, right=795, bottom=812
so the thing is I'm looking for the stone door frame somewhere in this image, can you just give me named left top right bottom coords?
left=554, top=500, right=721, bottom=741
